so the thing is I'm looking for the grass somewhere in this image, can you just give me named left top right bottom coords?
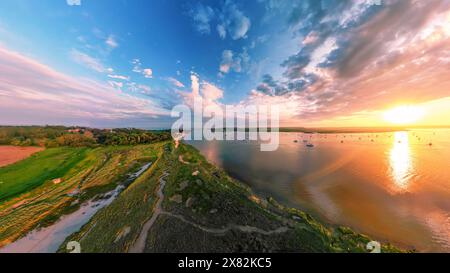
left=0, top=143, right=167, bottom=247
left=0, top=147, right=88, bottom=203
left=58, top=143, right=168, bottom=252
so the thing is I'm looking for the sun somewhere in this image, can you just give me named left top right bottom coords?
left=383, top=105, right=426, bottom=125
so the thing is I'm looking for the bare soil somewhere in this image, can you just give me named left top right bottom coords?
left=0, top=146, right=44, bottom=168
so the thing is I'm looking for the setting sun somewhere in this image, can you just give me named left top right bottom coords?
left=383, top=105, right=426, bottom=125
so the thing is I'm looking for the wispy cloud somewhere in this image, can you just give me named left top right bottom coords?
left=70, top=49, right=112, bottom=73
left=0, top=46, right=169, bottom=126
left=108, top=74, right=129, bottom=81
left=105, top=35, right=118, bottom=49
left=166, top=77, right=185, bottom=88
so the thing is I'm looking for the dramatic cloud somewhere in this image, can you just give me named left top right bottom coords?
left=0, top=46, right=169, bottom=126
left=252, top=0, right=450, bottom=124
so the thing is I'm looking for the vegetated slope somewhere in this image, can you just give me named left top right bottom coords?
left=0, top=143, right=165, bottom=247
left=61, top=142, right=401, bottom=253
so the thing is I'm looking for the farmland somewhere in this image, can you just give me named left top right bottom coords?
left=0, top=146, right=44, bottom=168
left=0, top=143, right=165, bottom=247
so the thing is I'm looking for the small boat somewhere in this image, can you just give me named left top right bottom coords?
left=294, top=140, right=298, bottom=143
left=306, top=143, right=314, bottom=148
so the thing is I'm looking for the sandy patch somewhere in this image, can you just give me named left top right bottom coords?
left=0, top=146, right=44, bottom=168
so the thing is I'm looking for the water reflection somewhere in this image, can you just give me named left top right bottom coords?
left=389, top=132, right=413, bottom=190
left=190, top=130, right=450, bottom=252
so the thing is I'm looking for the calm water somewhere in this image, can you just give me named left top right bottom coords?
left=189, top=129, right=450, bottom=252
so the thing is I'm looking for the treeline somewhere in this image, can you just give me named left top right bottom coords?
left=0, top=126, right=171, bottom=148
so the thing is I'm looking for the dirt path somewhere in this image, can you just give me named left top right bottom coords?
left=162, top=212, right=289, bottom=235
left=128, top=172, right=169, bottom=253
left=129, top=171, right=289, bottom=253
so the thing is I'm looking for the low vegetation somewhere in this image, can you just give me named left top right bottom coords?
left=0, top=143, right=166, bottom=247
left=60, top=142, right=402, bottom=253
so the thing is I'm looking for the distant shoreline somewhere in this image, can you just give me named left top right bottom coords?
left=1, top=125, right=449, bottom=135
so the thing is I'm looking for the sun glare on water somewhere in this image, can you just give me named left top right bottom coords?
left=383, top=105, right=426, bottom=125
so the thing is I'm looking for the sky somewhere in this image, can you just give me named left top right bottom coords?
left=0, top=0, right=449, bottom=128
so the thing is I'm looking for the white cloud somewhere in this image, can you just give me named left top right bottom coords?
left=188, top=1, right=250, bottom=40
left=217, top=24, right=227, bottom=39
left=143, top=68, right=153, bottom=78
left=131, top=59, right=153, bottom=79
left=190, top=3, right=215, bottom=34
left=108, top=74, right=129, bottom=81
left=201, top=81, right=224, bottom=103
left=303, top=37, right=338, bottom=74
left=219, top=1, right=251, bottom=40
left=191, top=73, right=200, bottom=97
left=220, top=49, right=250, bottom=74
left=179, top=73, right=224, bottom=111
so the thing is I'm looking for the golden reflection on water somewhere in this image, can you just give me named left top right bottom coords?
left=389, top=132, right=413, bottom=190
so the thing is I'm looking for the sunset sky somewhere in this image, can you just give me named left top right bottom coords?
left=0, top=0, right=449, bottom=128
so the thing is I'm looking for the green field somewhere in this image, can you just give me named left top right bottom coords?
left=0, top=148, right=88, bottom=203
left=0, top=143, right=166, bottom=247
